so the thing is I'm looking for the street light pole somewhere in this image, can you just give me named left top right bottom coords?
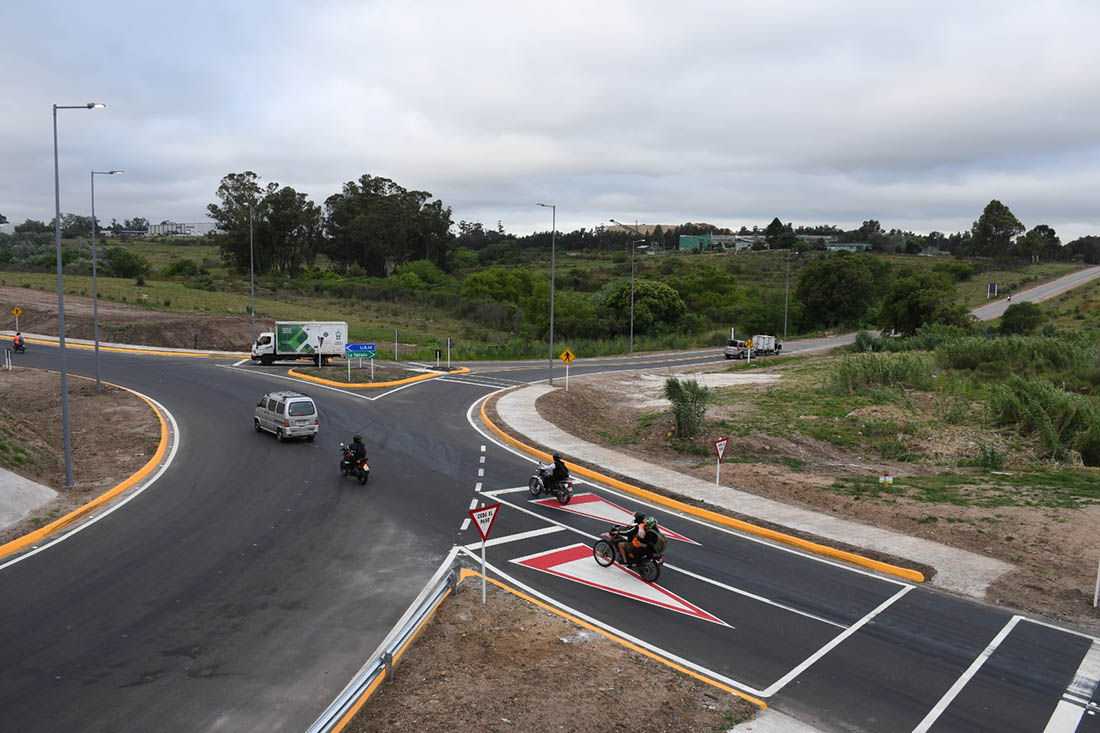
left=249, top=205, right=256, bottom=347
left=54, top=102, right=105, bottom=488
left=90, top=169, right=122, bottom=393
left=609, top=219, right=645, bottom=355
left=537, top=203, right=556, bottom=386
left=784, top=249, right=790, bottom=343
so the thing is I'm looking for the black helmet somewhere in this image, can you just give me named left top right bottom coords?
left=353, top=434, right=363, bottom=443
left=633, top=511, right=646, bottom=524
left=553, top=452, right=562, bottom=461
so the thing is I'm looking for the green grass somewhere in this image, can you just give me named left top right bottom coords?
left=953, top=261, right=1083, bottom=307
left=828, top=469, right=1100, bottom=508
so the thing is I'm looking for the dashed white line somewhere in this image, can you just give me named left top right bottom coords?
left=479, top=456, right=485, bottom=463
left=1044, top=639, right=1100, bottom=732
left=468, top=498, right=479, bottom=510
left=460, top=518, right=470, bottom=531
left=464, top=526, right=564, bottom=549
left=477, top=468, right=484, bottom=477
left=482, top=487, right=529, bottom=496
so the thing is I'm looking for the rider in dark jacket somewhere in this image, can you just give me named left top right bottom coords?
left=348, top=434, right=366, bottom=461
left=551, top=453, right=569, bottom=485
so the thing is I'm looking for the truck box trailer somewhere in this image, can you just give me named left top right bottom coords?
left=252, top=321, right=348, bottom=366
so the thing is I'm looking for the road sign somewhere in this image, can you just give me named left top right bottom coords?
left=347, top=343, right=375, bottom=352
left=11, top=307, right=21, bottom=318
left=744, top=338, right=753, bottom=349
left=713, top=438, right=728, bottom=462
left=468, top=503, right=501, bottom=542
left=559, top=348, right=575, bottom=365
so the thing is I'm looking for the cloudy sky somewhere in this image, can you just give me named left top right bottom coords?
left=3, top=0, right=1100, bottom=241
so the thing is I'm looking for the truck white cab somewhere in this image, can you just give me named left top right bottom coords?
left=252, top=321, right=348, bottom=366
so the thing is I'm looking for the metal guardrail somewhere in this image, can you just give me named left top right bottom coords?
left=306, top=546, right=462, bottom=733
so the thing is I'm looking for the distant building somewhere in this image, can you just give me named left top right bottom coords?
left=148, top=221, right=198, bottom=236
left=826, top=242, right=873, bottom=252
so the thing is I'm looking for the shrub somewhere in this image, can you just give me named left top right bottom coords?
left=663, top=377, right=710, bottom=439
left=160, top=258, right=201, bottom=277
left=830, top=353, right=935, bottom=394
left=987, top=375, right=1100, bottom=465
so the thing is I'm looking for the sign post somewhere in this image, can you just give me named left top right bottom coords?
left=879, top=468, right=893, bottom=488
left=713, top=437, right=728, bottom=485
left=11, top=306, right=21, bottom=332
left=559, top=348, right=575, bottom=391
left=745, top=338, right=753, bottom=364
left=394, top=329, right=399, bottom=361
left=446, top=337, right=453, bottom=369
left=468, top=503, right=501, bottom=604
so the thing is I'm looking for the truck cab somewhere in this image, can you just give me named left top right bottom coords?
left=252, top=332, right=276, bottom=365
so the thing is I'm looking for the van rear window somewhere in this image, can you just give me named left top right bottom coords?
left=288, top=401, right=316, bottom=416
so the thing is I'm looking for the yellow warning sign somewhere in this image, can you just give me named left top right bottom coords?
left=11, top=307, right=21, bottom=318
left=744, top=338, right=753, bottom=349
left=559, top=348, right=575, bottom=365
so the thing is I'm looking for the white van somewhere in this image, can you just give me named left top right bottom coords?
left=254, top=390, right=318, bottom=442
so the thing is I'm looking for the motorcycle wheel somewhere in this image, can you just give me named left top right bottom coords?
left=638, top=559, right=660, bottom=583
left=593, top=540, right=616, bottom=567
left=555, top=488, right=572, bottom=505
left=357, top=469, right=369, bottom=485
left=528, top=477, right=542, bottom=497
left=340, top=465, right=348, bottom=477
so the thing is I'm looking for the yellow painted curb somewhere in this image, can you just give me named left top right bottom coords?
left=456, top=567, right=768, bottom=709
left=480, top=394, right=925, bottom=584
left=19, top=336, right=246, bottom=359
left=0, top=372, right=169, bottom=561
left=288, top=366, right=470, bottom=388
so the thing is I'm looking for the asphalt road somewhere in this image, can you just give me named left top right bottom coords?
left=2, top=267, right=1099, bottom=731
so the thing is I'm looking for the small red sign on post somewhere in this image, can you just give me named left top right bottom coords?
left=468, top=503, right=501, bottom=542
left=713, top=438, right=728, bottom=462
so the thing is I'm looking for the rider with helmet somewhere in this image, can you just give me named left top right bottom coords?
left=617, top=513, right=659, bottom=564
left=550, top=452, right=569, bottom=487
left=348, top=434, right=366, bottom=462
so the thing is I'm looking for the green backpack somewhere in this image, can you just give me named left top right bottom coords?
left=651, top=527, right=668, bottom=555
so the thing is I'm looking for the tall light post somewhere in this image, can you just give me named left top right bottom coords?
left=90, top=169, right=123, bottom=393
left=249, top=204, right=256, bottom=347
left=609, top=219, right=645, bottom=354
left=54, top=102, right=105, bottom=488
left=783, top=249, right=798, bottom=343
left=537, top=203, right=556, bottom=385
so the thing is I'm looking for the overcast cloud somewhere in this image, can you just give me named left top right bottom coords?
left=2, top=0, right=1099, bottom=240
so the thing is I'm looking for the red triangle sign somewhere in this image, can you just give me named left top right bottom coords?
left=714, top=437, right=728, bottom=462
left=468, top=503, right=501, bottom=541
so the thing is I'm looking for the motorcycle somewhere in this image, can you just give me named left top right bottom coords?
left=339, top=443, right=370, bottom=485
left=12, top=340, right=25, bottom=354
left=592, top=524, right=663, bottom=582
left=528, top=463, right=573, bottom=504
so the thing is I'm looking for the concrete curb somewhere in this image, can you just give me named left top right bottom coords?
left=288, top=366, right=470, bottom=388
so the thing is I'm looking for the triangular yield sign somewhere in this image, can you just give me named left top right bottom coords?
left=532, top=493, right=700, bottom=545
left=468, top=503, right=501, bottom=541
left=512, top=544, right=728, bottom=626
left=714, top=437, right=728, bottom=461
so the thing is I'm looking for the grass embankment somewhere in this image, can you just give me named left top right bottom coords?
left=695, top=330, right=1100, bottom=510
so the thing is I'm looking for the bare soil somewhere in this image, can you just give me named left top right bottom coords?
left=530, top=369, right=1100, bottom=633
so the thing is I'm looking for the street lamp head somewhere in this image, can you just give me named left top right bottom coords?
left=87, top=102, right=105, bottom=109
left=537, top=202, right=553, bottom=209
left=108, top=170, right=123, bottom=174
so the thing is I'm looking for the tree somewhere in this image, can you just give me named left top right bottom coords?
left=1016, top=224, right=1060, bottom=262
left=1066, top=236, right=1100, bottom=264
left=604, top=279, right=686, bottom=336
left=879, top=270, right=972, bottom=336
left=1000, top=302, right=1045, bottom=335
left=971, top=200, right=1023, bottom=258
left=663, top=377, right=709, bottom=439
left=103, top=247, right=151, bottom=278
left=14, top=219, right=51, bottom=234
left=795, top=254, right=886, bottom=328
left=0, top=213, right=7, bottom=225
left=207, top=171, right=268, bottom=273
left=764, top=217, right=786, bottom=248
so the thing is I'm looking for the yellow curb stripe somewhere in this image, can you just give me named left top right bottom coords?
left=19, top=336, right=246, bottom=359
left=288, top=366, right=470, bottom=388
left=456, top=568, right=768, bottom=710
left=332, top=586, right=455, bottom=732
left=0, top=371, right=169, bottom=561
left=479, top=395, right=925, bottom=584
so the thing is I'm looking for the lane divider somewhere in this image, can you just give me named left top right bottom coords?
left=11, top=334, right=246, bottom=359
left=0, top=370, right=170, bottom=561
left=289, top=366, right=470, bottom=388
left=479, top=393, right=925, bottom=584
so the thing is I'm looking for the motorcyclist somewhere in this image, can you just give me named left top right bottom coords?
left=13, top=332, right=24, bottom=351
left=617, top=513, right=658, bottom=564
left=551, top=452, right=569, bottom=487
left=348, top=434, right=366, bottom=462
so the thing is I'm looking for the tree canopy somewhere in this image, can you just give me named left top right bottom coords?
left=795, top=253, right=887, bottom=328
left=970, top=200, right=1023, bottom=258
left=879, top=269, right=972, bottom=336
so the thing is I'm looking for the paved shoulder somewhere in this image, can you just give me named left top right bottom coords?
left=0, top=469, right=56, bottom=530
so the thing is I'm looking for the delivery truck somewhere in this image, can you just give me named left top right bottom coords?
left=252, top=321, right=348, bottom=366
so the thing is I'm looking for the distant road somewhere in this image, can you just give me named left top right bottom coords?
left=971, top=265, right=1100, bottom=321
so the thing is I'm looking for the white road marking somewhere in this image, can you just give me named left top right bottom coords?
left=477, top=468, right=484, bottom=477
left=1044, top=640, right=1100, bottom=732
left=464, top=526, right=564, bottom=549
left=232, top=358, right=250, bottom=366
left=483, top=486, right=530, bottom=496
left=460, top=518, right=470, bottom=531
left=763, top=584, right=913, bottom=697
left=479, top=456, right=485, bottom=463
left=468, top=498, right=479, bottom=510
left=475, top=482, right=482, bottom=492
left=912, top=615, right=1022, bottom=732
left=481, top=444, right=486, bottom=452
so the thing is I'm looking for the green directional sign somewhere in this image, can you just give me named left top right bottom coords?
left=348, top=351, right=376, bottom=359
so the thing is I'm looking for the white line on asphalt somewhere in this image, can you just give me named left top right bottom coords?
left=464, top=526, right=564, bottom=549
left=478, top=468, right=484, bottom=477
left=460, top=518, right=470, bottom=531
left=438, top=377, right=513, bottom=388
left=912, top=615, right=1022, bottom=733
left=481, top=445, right=486, bottom=452
left=475, top=482, right=482, bottom=492
left=482, top=486, right=530, bottom=496
left=468, top=498, right=479, bottom=510
left=1044, top=640, right=1100, bottom=732
left=232, top=358, right=250, bottom=366
left=480, top=456, right=485, bottom=463
left=763, top=584, right=913, bottom=697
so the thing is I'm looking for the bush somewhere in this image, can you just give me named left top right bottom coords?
left=663, top=377, right=709, bottom=438
left=1000, top=302, right=1046, bottom=335
left=159, top=258, right=202, bottom=277
left=104, top=247, right=151, bottom=278
left=987, top=375, right=1100, bottom=465
left=830, top=353, right=935, bottom=394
